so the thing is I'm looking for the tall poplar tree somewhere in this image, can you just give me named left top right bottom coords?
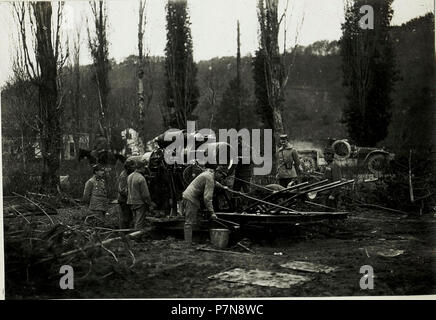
left=340, top=0, right=396, bottom=146
left=164, top=0, right=199, bottom=129
left=88, top=0, right=110, bottom=144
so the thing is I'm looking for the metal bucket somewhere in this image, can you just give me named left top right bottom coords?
left=210, top=229, right=230, bottom=248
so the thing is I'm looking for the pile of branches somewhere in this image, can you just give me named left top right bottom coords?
left=380, top=155, right=435, bottom=214
left=343, top=154, right=434, bottom=215
left=3, top=191, right=83, bottom=220
left=4, top=205, right=147, bottom=297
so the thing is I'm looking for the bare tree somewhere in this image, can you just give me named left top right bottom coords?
left=254, top=0, right=304, bottom=147
left=71, top=26, right=82, bottom=155
left=11, top=2, right=67, bottom=193
left=235, top=20, right=242, bottom=129
left=137, top=0, right=146, bottom=140
left=164, top=0, right=199, bottom=129
left=2, top=71, right=39, bottom=171
left=137, top=0, right=153, bottom=149
left=88, top=0, right=110, bottom=145
left=205, top=63, right=219, bottom=129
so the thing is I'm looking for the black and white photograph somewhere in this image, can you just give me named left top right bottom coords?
left=0, top=0, right=435, bottom=301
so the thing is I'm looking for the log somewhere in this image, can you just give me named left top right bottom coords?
left=197, top=247, right=253, bottom=256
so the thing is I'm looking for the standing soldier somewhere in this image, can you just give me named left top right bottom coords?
left=276, top=134, right=302, bottom=187
left=83, top=164, right=109, bottom=221
left=127, top=158, right=152, bottom=229
left=181, top=166, right=228, bottom=244
left=118, top=158, right=136, bottom=229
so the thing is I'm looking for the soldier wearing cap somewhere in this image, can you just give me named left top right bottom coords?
left=127, top=157, right=152, bottom=229
left=82, top=164, right=108, bottom=220
left=276, top=134, right=302, bottom=187
left=118, top=157, right=136, bottom=229
left=181, top=166, right=228, bottom=244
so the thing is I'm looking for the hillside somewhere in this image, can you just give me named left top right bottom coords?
left=2, top=14, right=434, bottom=155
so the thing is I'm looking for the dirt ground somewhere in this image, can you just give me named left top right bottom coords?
left=4, top=205, right=436, bottom=299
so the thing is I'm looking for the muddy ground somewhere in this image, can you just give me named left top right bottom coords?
left=4, top=205, right=436, bottom=299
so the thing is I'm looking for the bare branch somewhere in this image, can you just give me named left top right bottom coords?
left=12, top=2, right=37, bottom=80
left=282, top=13, right=305, bottom=88
left=54, top=2, right=63, bottom=62
left=278, top=0, right=290, bottom=26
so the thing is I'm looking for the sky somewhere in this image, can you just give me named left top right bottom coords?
left=0, top=0, right=434, bottom=87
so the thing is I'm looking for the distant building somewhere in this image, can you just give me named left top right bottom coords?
left=3, top=133, right=90, bottom=161
left=121, top=128, right=143, bottom=156
left=62, top=133, right=89, bottom=160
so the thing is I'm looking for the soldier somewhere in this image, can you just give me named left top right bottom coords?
left=276, top=134, right=302, bottom=187
left=181, top=166, right=228, bottom=244
left=118, top=157, right=136, bottom=229
left=83, top=164, right=108, bottom=221
left=127, top=158, right=152, bottom=229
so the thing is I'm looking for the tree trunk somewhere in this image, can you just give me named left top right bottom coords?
left=259, top=0, right=285, bottom=147
left=33, top=2, right=61, bottom=193
left=236, top=20, right=241, bottom=129
left=89, top=1, right=110, bottom=150
left=72, top=30, right=81, bottom=158
left=272, top=106, right=285, bottom=137
left=138, top=0, right=146, bottom=149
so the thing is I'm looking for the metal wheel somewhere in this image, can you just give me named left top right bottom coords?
left=366, top=154, right=388, bottom=174
left=300, top=156, right=317, bottom=172
left=332, top=140, right=351, bottom=160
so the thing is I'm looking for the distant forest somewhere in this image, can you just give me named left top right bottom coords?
left=2, top=13, right=434, bottom=158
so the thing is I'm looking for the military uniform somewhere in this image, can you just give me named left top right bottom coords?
left=83, top=175, right=108, bottom=219
left=118, top=169, right=133, bottom=228
left=182, top=169, right=216, bottom=243
left=276, top=143, right=301, bottom=187
left=127, top=170, right=152, bottom=229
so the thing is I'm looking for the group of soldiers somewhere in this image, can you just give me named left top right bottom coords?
left=82, top=157, right=230, bottom=244
left=82, top=133, right=303, bottom=244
